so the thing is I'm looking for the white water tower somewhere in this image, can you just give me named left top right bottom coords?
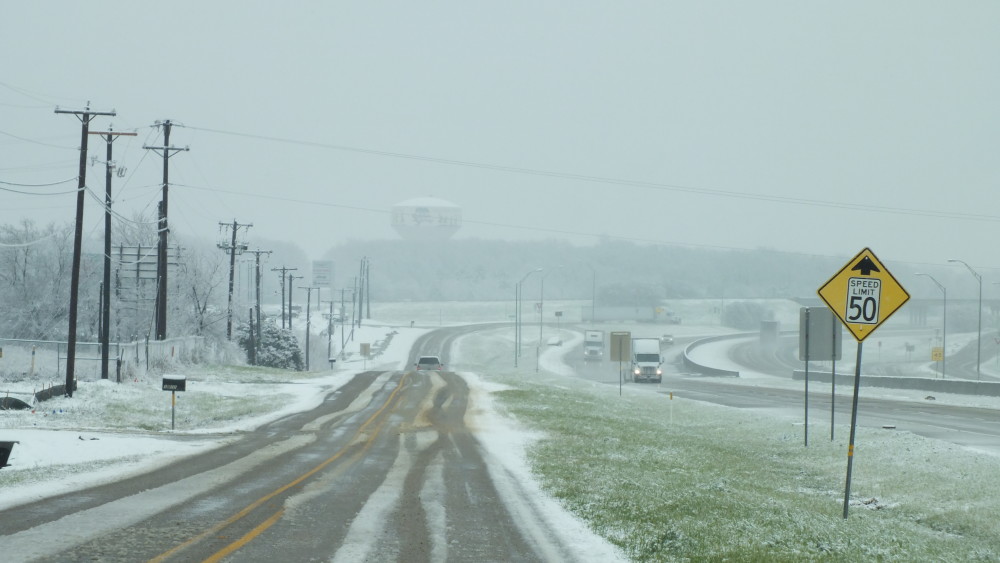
left=391, top=197, right=462, bottom=241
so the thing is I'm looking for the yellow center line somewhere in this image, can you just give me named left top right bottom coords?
left=203, top=508, right=285, bottom=563
left=149, top=371, right=411, bottom=563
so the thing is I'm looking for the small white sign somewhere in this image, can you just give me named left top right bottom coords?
left=845, top=277, right=881, bottom=325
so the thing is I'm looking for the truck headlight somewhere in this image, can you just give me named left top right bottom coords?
left=656, top=369, right=663, bottom=375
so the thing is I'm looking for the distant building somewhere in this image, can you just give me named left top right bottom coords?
left=391, top=197, right=462, bottom=241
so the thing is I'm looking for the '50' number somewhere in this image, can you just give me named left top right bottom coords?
left=846, top=295, right=878, bottom=324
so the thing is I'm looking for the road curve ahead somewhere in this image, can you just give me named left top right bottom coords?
left=1, top=327, right=610, bottom=562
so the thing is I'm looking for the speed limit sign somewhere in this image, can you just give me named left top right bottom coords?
left=818, top=248, right=909, bottom=342
left=846, top=277, right=880, bottom=324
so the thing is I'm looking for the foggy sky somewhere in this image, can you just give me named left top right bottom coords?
left=3, top=2, right=1000, bottom=294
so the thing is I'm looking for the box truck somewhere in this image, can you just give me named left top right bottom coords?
left=583, top=330, right=604, bottom=361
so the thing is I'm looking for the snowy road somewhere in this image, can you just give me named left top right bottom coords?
left=0, top=326, right=621, bottom=562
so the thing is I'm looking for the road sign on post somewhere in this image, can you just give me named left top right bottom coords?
left=818, top=247, right=909, bottom=520
left=610, top=332, right=631, bottom=362
left=818, top=247, right=910, bottom=342
left=931, top=347, right=944, bottom=362
left=610, top=331, right=631, bottom=396
left=162, top=375, right=186, bottom=431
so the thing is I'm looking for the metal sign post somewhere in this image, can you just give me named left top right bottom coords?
left=799, top=306, right=843, bottom=445
left=162, top=375, right=186, bottom=430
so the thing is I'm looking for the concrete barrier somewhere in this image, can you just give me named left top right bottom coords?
left=792, top=370, right=1000, bottom=397
left=681, top=334, right=745, bottom=377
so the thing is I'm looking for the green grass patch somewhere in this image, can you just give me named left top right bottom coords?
left=493, top=378, right=1000, bottom=562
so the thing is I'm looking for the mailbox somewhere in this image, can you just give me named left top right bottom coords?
left=162, top=375, right=186, bottom=392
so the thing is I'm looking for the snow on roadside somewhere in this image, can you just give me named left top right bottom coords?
left=461, top=369, right=627, bottom=563
left=0, top=323, right=430, bottom=510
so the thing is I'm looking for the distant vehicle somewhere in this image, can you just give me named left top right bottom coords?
left=660, top=334, right=674, bottom=346
left=631, top=338, right=662, bottom=383
left=583, top=330, right=604, bottom=361
left=415, top=355, right=444, bottom=371
left=546, top=336, right=563, bottom=346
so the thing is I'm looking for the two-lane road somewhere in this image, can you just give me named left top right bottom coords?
left=1, top=326, right=616, bottom=562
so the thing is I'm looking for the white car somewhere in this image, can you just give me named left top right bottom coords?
left=415, top=355, right=444, bottom=371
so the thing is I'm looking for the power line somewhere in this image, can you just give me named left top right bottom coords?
left=0, top=176, right=76, bottom=188
left=181, top=124, right=999, bottom=224
left=0, top=231, right=59, bottom=247
left=0, top=128, right=76, bottom=150
left=0, top=161, right=76, bottom=172
left=0, top=80, right=79, bottom=105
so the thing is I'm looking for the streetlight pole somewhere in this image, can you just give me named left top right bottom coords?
left=916, top=273, right=947, bottom=378
left=539, top=266, right=564, bottom=345
left=515, top=268, right=543, bottom=367
left=948, top=259, right=982, bottom=381
left=582, top=264, right=596, bottom=322
left=538, top=266, right=565, bottom=372
left=514, top=281, right=519, bottom=367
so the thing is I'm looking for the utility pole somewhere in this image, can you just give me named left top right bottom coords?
left=248, top=307, right=256, bottom=365
left=143, top=120, right=189, bottom=340
left=217, top=220, right=252, bottom=340
left=351, top=277, right=359, bottom=329
left=56, top=104, right=116, bottom=397
left=356, top=262, right=364, bottom=327
left=88, top=126, right=136, bottom=379
left=324, top=299, right=335, bottom=363
left=288, top=273, right=303, bottom=329
left=246, top=249, right=271, bottom=352
left=271, top=266, right=297, bottom=329
left=364, top=257, right=371, bottom=320
left=339, top=287, right=350, bottom=352
left=299, top=286, right=318, bottom=371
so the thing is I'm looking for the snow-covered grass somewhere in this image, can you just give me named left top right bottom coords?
left=454, top=326, right=1000, bottom=562
left=492, top=379, right=1000, bottom=561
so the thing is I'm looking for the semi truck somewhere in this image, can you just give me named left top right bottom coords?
left=583, top=330, right=604, bottom=361
left=631, top=337, right=662, bottom=383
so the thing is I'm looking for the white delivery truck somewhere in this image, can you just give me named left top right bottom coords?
left=631, top=337, right=662, bottom=383
left=583, top=330, right=604, bottom=361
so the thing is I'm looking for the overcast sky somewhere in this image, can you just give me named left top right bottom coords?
left=3, top=2, right=999, bottom=282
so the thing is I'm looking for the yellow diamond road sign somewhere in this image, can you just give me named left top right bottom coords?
left=818, top=247, right=910, bottom=342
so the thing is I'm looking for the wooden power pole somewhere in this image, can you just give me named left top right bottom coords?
left=89, top=127, right=136, bottom=379
left=217, top=220, right=252, bottom=340
left=143, top=120, right=188, bottom=340
left=55, top=104, right=116, bottom=397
